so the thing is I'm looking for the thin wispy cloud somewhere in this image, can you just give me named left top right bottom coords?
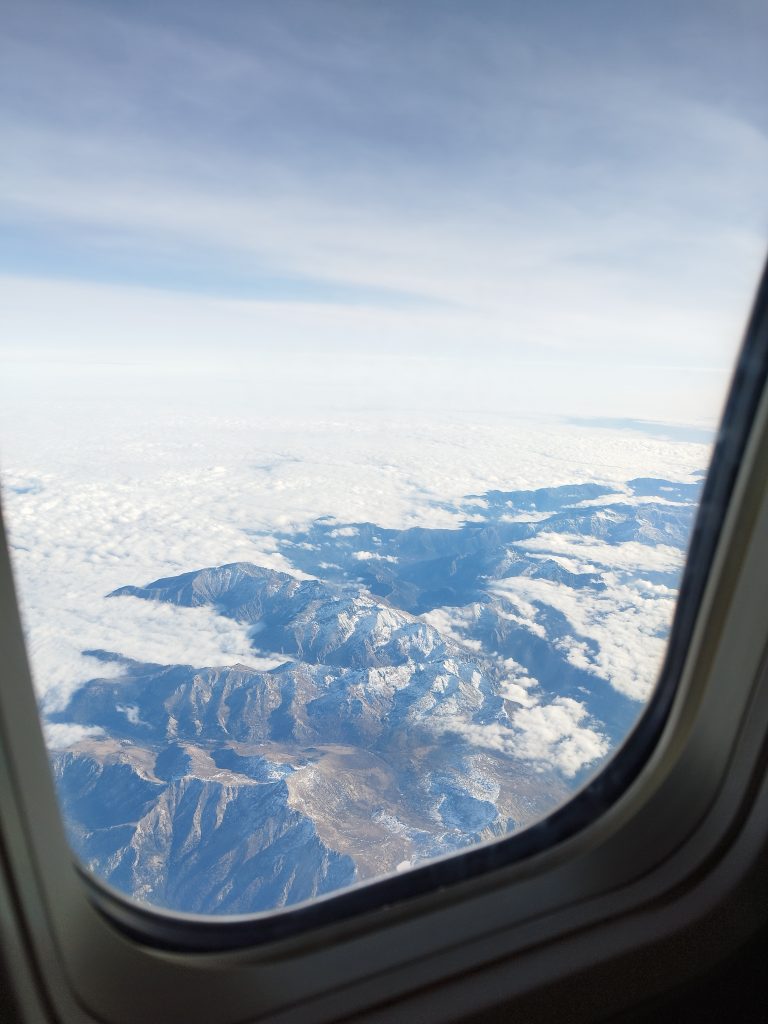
left=1, top=1, right=766, bottom=420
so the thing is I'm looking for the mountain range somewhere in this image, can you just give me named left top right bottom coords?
left=49, top=475, right=701, bottom=914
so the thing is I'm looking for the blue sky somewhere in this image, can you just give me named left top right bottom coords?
left=2, top=0, right=767, bottom=420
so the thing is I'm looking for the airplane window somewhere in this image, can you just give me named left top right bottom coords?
left=0, top=0, right=766, bottom=934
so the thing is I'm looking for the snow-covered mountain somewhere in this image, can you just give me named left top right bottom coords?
left=111, top=563, right=462, bottom=669
left=49, top=476, right=701, bottom=915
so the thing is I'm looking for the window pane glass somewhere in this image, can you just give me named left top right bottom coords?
left=1, top=1, right=766, bottom=917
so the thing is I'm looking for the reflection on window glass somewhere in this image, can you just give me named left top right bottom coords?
left=1, top=1, right=766, bottom=915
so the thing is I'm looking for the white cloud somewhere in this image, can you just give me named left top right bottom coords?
left=116, top=703, right=142, bottom=725
left=516, top=534, right=687, bottom=574
left=499, top=681, right=537, bottom=707
left=353, top=550, right=398, bottom=563
left=23, top=598, right=269, bottom=712
left=491, top=599, right=547, bottom=640
left=442, top=696, right=608, bottom=778
left=44, top=722, right=105, bottom=749
left=499, top=657, right=539, bottom=706
left=567, top=492, right=688, bottom=509
left=499, top=511, right=555, bottom=524
left=510, top=698, right=609, bottom=777
left=419, top=605, right=483, bottom=651
left=493, top=575, right=677, bottom=701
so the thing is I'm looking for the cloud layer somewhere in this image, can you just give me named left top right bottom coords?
left=1, top=396, right=705, bottom=755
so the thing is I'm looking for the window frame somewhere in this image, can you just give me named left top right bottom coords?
left=0, top=258, right=767, bottom=1022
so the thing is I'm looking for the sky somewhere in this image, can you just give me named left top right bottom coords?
left=1, top=0, right=767, bottom=422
